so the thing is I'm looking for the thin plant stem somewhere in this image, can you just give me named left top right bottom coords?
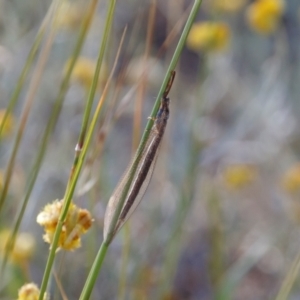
left=104, top=0, right=203, bottom=246
left=208, top=185, right=224, bottom=292
left=74, top=25, right=127, bottom=298
left=80, top=241, right=109, bottom=299
left=216, top=237, right=272, bottom=300
left=157, top=63, right=205, bottom=297
left=157, top=122, right=201, bottom=298
left=0, top=0, right=61, bottom=213
left=0, top=0, right=57, bottom=139
left=275, top=250, right=300, bottom=300
left=36, top=0, right=100, bottom=298
left=118, top=224, right=131, bottom=300
left=80, top=1, right=203, bottom=299
left=53, top=269, right=68, bottom=300
left=117, top=2, right=157, bottom=298
left=40, top=8, right=122, bottom=300
left=67, top=0, right=114, bottom=188
left=0, top=31, right=43, bottom=138
left=0, top=0, right=67, bottom=280
left=132, top=0, right=157, bottom=149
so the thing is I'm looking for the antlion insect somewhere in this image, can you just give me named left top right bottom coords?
left=104, top=71, right=176, bottom=242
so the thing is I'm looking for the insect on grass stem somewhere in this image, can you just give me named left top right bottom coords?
left=103, top=71, right=176, bottom=242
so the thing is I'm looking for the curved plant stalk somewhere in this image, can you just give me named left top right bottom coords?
left=0, top=0, right=57, bottom=140
left=79, top=1, right=203, bottom=299
left=103, top=0, right=203, bottom=247
left=216, top=236, right=272, bottom=300
left=155, top=33, right=206, bottom=297
left=38, top=2, right=120, bottom=299
left=208, top=186, right=225, bottom=293
left=118, top=3, right=157, bottom=297
left=275, top=250, right=300, bottom=300
left=0, top=0, right=62, bottom=213
left=103, top=71, right=176, bottom=243
left=2, top=0, right=99, bottom=282
left=118, top=224, right=131, bottom=300
left=157, top=121, right=201, bottom=298
left=67, top=0, right=114, bottom=188
left=132, top=0, right=157, bottom=149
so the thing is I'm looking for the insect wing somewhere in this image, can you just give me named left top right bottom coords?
left=103, top=132, right=157, bottom=240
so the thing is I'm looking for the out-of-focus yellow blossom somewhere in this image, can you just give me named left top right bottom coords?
left=0, top=109, right=15, bottom=138
left=37, top=199, right=93, bottom=251
left=282, top=164, right=300, bottom=194
left=66, top=57, right=108, bottom=91
left=246, top=0, right=284, bottom=35
left=0, top=229, right=35, bottom=264
left=212, top=0, right=247, bottom=13
left=18, top=283, right=47, bottom=300
left=187, top=22, right=230, bottom=52
left=222, top=164, right=256, bottom=189
left=54, top=0, right=84, bottom=30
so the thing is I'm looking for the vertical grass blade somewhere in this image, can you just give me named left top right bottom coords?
left=79, top=1, right=203, bottom=299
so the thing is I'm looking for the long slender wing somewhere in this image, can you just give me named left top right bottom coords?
left=103, top=129, right=158, bottom=240
left=103, top=70, right=175, bottom=241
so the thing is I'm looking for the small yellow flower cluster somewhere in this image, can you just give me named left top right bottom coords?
left=246, top=0, right=284, bottom=35
left=222, top=164, right=256, bottom=190
left=187, top=22, right=230, bottom=52
left=282, top=164, right=300, bottom=194
left=212, top=0, right=247, bottom=13
left=66, top=57, right=108, bottom=91
left=37, top=199, right=93, bottom=251
left=0, top=109, right=15, bottom=138
left=18, top=283, right=47, bottom=300
left=0, top=229, right=35, bottom=264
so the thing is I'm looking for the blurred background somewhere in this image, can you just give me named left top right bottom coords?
left=1, top=0, right=300, bottom=299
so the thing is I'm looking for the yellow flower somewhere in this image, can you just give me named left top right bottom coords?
left=18, top=283, right=47, bottom=300
left=0, top=109, right=15, bottom=138
left=282, top=164, right=300, bottom=194
left=66, top=57, right=108, bottom=91
left=212, top=0, right=247, bottom=13
left=37, top=199, right=93, bottom=251
left=222, top=164, right=256, bottom=189
left=246, top=0, right=284, bottom=35
left=187, top=22, right=230, bottom=52
left=0, top=229, right=35, bottom=264
left=54, top=0, right=84, bottom=30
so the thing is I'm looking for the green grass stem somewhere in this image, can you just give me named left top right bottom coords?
left=67, top=0, right=116, bottom=189
left=37, top=0, right=100, bottom=298
left=39, top=2, right=121, bottom=299
left=104, top=0, right=203, bottom=245
left=0, top=1, right=61, bottom=213
left=80, top=1, right=203, bottom=298
left=275, top=250, right=300, bottom=300
left=0, top=0, right=63, bottom=276
left=0, top=0, right=58, bottom=140
left=157, top=117, right=201, bottom=298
